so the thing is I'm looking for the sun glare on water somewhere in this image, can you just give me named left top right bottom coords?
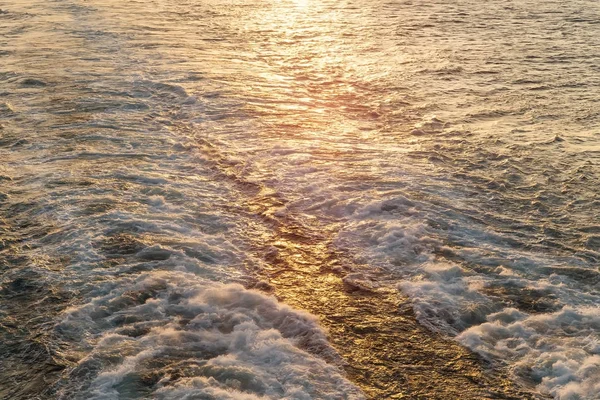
left=292, top=0, right=309, bottom=8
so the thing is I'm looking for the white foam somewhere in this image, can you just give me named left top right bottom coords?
left=458, top=307, right=600, bottom=400
left=330, top=193, right=600, bottom=399
left=56, top=271, right=364, bottom=399
left=398, top=262, right=495, bottom=334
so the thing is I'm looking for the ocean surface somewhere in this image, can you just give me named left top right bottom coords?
left=1, top=0, right=599, bottom=399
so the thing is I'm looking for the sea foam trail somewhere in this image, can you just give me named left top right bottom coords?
left=459, top=307, right=600, bottom=400
left=55, top=271, right=362, bottom=399
left=329, top=190, right=600, bottom=400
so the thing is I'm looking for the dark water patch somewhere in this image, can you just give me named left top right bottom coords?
left=540, top=265, right=600, bottom=287
left=0, top=339, right=66, bottom=400
left=482, top=284, right=561, bottom=314
left=181, top=247, right=218, bottom=264
left=10, top=138, right=29, bottom=148
left=96, top=233, right=146, bottom=258
left=19, top=77, right=47, bottom=87
left=76, top=201, right=115, bottom=216
left=47, top=152, right=153, bottom=162
left=0, top=258, right=75, bottom=399
left=578, top=225, right=600, bottom=234
left=45, top=178, right=96, bottom=189
left=584, top=235, right=600, bottom=250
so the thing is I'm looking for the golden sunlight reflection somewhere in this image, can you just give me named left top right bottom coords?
left=291, top=0, right=310, bottom=9
left=237, top=0, right=382, bottom=155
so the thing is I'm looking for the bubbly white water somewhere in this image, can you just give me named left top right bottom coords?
left=1, top=0, right=599, bottom=399
left=56, top=273, right=361, bottom=399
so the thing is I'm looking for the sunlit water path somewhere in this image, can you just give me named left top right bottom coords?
left=1, top=0, right=599, bottom=399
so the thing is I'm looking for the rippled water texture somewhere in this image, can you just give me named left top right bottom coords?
left=1, top=0, right=599, bottom=399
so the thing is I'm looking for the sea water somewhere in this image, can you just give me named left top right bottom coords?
left=0, top=0, right=598, bottom=399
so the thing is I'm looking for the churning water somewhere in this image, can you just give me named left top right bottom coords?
left=0, top=0, right=599, bottom=399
